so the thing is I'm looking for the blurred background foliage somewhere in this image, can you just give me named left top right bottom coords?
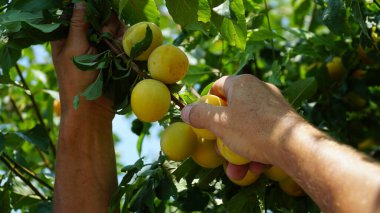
left=0, top=0, right=379, bottom=212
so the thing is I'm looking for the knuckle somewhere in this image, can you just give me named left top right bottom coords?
left=238, top=74, right=255, bottom=82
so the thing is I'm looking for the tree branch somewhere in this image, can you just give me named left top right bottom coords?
left=15, top=64, right=56, bottom=157
left=1, top=155, right=48, bottom=200
left=2, top=154, right=54, bottom=191
left=9, top=97, right=24, bottom=122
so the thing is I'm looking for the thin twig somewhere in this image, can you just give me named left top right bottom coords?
left=171, top=94, right=185, bottom=109
left=1, top=155, right=47, bottom=200
left=3, top=154, right=54, bottom=191
left=15, top=64, right=56, bottom=157
left=9, top=97, right=24, bottom=122
left=103, top=39, right=147, bottom=78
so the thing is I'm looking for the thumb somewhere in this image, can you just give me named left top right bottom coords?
left=66, top=2, right=90, bottom=51
left=181, top=103, right=225, bottom=130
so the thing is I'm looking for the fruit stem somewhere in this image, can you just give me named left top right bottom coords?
left=101, top=37, right=187, bottom=110
left=102, top=38, right=148, bottom=78
left=171, top=94, right=185, bottom=109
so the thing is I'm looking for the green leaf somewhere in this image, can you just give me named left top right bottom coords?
left=121, top=158, right=144, bottom=173
left=131, top=119, right=144, bottom=136
left=182, top=65, right=214, bottom=84
left=0, top=75, right=17, bottom=86
left=226, top=189, right=260, bottom=213
left=86, top=0, right=112, bottom=31
left=200, top=82, right=214, bottom=96
left=322, top=0, right=350, bottom=35
left=216, top=18, right=247, bottom=49
left=12, top=0, right=62, bottom=11
left=129, top=25, right=153, bottom=59
left=212, top=0, right=247, bottom=49
left=235, top=41, right=257, bottom=74
left=267, top=61, right=282, bottom=86
left=198, top=0, right=211, bottom=23
left=26, top=23, right=60, bottom=33
left=284, top=77, right=318, bottom=109
left=136, top=122, right=151, bottom=156
left=36, top=201, right=53, bottom=213
left=119, top=0, right=160, bottom=25
left=73, top=51, right=110, bottom=71
left=14, top=125, right=50, bottom=152
left=0, top=179, right=11, bottom=213
left=0, top=44, right=22, bottom=72
left=197, top=167, right=223, bottom=189
left=0, top=10, right=43, bottom=33
left=155, top=171, right=177, bottom=200
left=129, top=180, right=155, bottom=212
left=350, top=0, right=371, bottom=40
left=248, top=28, right=285, bottom=41
left=172, top=158, right=200, bottom=182
left=73, top=95, right=80, bottom=110
left=166, top=0, right=209, bottom=33
left=176, top=187, right=210, bottom=211
left=80, top=72, right=104, bottom=101
left=73, top=72, right=104, bottom=110
left=0, top=0, right=8, bottom=5
left=11, top=191, right=42, bottom=209
left=0, top=134, right=4, bottom=154
left=167, top=83, right=184, bottom=93
left=292, top=0, right=312, bottom=27
left=0, top=133, right=24, bottom=149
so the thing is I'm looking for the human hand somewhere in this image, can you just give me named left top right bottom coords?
left=181, top=74, right=305, bottom=165
left=51, top=3, right=124, bottom=116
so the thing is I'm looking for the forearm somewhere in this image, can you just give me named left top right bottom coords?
left=53, top=99, right=117, bottom=213
left=273, top=118, right=380, bottom=213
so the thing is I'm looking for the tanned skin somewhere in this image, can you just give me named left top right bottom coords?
left=181, top=75, right=380, bottom=213
left=52, top=3, right=124, bottom=212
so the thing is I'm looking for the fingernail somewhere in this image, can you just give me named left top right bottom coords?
left=181, top=105, right=193, bottom=124
left=74, top=2, right=86, bottom=9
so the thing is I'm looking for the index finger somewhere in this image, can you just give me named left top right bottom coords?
left=209, top=75, right=234, bottom=100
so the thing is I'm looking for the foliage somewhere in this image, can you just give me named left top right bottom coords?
left=0, top=0, right=380, bottom=212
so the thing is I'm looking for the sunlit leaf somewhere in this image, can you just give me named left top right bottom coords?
left=119, top=0, right=160, bottom=25
left=166, top=0, right=209, bottom=33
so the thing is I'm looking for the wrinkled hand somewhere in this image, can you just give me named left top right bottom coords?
left=51, top=3, right=124, bottom=115
left=182, top=74, right=304, bottom=179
